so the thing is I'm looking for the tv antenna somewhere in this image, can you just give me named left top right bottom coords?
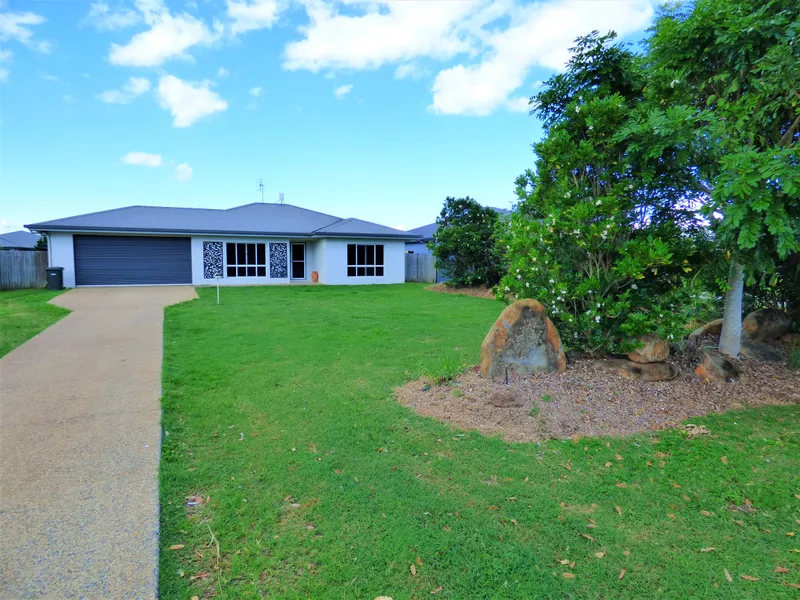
left=258, top=178, right=264, bottom=203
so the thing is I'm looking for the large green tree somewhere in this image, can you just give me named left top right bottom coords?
left=430, top=197, right=503, bottom=287
left=500, top=32, right=712, bottom=353
left=645, top=0, right=800, bottom=354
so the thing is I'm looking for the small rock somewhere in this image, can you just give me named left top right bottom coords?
left=742, top=308, right=792, bottom=341
left=489, top=389, right=523, bottom=408
left=597, top=359, right=678, bottom=382
left=740, top=338, right=784, bottom=363
left=480, top=299, right=567, bottom=379
left=780, top=332, right=800, bottom=344
left=627, top=333, right=670, bottom=363
left=695, top=350, right=739, bottom=383
left=688, top=318, right=723, bottom=339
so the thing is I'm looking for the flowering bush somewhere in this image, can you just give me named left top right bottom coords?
left=498, top=32, right=714, bottom=353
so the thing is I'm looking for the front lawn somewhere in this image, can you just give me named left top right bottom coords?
left=160, top=285, right=799, bottom=599
left=0, top=288, right=69, bottom=358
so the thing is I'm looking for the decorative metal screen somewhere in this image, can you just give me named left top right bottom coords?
left=269, top=242, right=288, bottom=278
left=203, top=241, right=223, bottom=279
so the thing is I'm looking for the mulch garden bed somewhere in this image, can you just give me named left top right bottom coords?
left=396, top=339, right=800, bottom=443
left=425, top=283, right=499, bottom=300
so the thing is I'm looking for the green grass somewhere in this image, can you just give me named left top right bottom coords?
left=160, top=285, right=800, bottom=599
left=0, top=288, right=69, bottom=358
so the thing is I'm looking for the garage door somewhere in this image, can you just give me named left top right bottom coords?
left=74, top=235, right=192, bottom=286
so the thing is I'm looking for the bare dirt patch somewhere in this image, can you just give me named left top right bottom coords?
left=425, top=283, right=499, bottom=300
left=396, top=340, right=800, bottom=442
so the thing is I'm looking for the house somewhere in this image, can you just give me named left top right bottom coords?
left=0, top=230, right=42, bottom=250
left=25, top=203, right=420, bottom=288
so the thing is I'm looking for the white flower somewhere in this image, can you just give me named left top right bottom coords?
left=525, top=282, right=530, bottom=288
left=504, top=286, right=510, bottom=291
left=575, top=106, right=581, bottom=113
left=586, top=310, right=592, bottom=315
left=549, top=279, right=555, bottom=284
left=588, top=290, right=593, bottom=294
left=516, top=269, right=520, bottom=273
left=595, top=316, right=601, bottom=323
left=595, top=199, right=602, bottom=206
left=597, top=303, right=601, bottom=308
left=631, top=283, right=638, bottom=290
left=574, top=332, right=578, bottom=339
left=588, top=125, right=594, bottom=131
left=579, top=96, right=583, bottom=102
left=532, top=257, right=536, bottom=262
left=516, top=274, right=522, bottom=280
left=564, top=192, right=571, bottom=199
left=573, top=229, right=580, bottom=234
left=670, top=79, right=680, bottom=88
left=506, top=245, right=510, bottom=250
left=628, top=184, right=634, bottom=190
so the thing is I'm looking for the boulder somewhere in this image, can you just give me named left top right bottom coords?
left=742, top=308, right=792, bottom=341
left=627, top=334, right=670, bottom=363
left=489, top=389, right=523, bottom=408
left=695, top=350, right=739, bottom=383
left=740, top=338, right=784, bottom=363
left=479, top=299, right=567, bottom=379
left=688, top=318, right=724, bottom=339
left=597, top=359, right=678, bottom=382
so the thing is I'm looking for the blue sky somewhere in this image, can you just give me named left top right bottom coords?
left=1, top=0, right=657, bottom=232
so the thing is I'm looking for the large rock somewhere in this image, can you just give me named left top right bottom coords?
left=627, top=334, right=670, bottom=363
left=695, top=350, right=739, bottom=383
left=740, top=338, right=784, bottom=363
left=688, top=318, right=723, bottom=339
left=479, top=299, right=566, bottom=379
left=597, top=359, right=678, bottom=382
left=742, top=308, right=792, bottom=341
left=489, top=389, right=523, bottom=408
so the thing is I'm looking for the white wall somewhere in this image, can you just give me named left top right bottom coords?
left=322, top=238, right=405, bottom=285
left=48, top=232, right=75, bottom=287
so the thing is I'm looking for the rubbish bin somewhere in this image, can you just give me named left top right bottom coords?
left=46, top=267, right=64, bottom=291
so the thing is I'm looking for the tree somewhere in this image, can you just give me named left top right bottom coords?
left=500, top=32, right=713, bottom=353
left=646, top=0, right=800, bottom=354
left=430, top=197, right=503, bottom=287
left=34, top=235, right=47, bottom=251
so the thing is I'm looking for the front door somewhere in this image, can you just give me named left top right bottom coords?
left=290, top=243, right=305, bottom=280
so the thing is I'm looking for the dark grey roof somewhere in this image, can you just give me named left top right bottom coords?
left=26, top=203, right=420, bottom=240
left=406, top=223, right=437, bottom=242
left=0, top=230, right=41, bottom=249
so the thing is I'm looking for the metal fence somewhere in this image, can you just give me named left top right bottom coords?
left=0, top=250, right=48, bottom=290
left=405, top=253, right=436, bottom=283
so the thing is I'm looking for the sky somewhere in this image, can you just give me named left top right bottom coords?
left=0, top=0, right=658, bottom=233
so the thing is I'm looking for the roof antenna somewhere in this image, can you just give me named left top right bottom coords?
left=279, top=192, right=284, bottom=204
left=258, top=178, right=264, bottom=203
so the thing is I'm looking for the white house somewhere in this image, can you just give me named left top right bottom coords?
left=26, top=202, right=420, bottom=288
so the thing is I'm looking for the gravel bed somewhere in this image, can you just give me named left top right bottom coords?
left=396, top=340, right=800, bottom=443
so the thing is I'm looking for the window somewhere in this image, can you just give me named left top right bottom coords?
left=226, top=242, right=266, bottom=277
left=347, top=243, right=384, bottom=277
left=291, top=243, right=305, bottom=280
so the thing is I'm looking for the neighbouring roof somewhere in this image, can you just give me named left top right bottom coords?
left=0, top=230, right=41, bottom=249
left=26, top=203, right=420, bottom=240
left=406, top=206, right=512, bottom=243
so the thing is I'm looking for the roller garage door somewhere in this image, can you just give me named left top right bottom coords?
left=74, top=235, right=192, bottom=286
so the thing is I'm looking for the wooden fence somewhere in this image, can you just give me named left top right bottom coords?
left=405, top=253, right=436, bottom=283
left=0, top=250, right=48, bottom=290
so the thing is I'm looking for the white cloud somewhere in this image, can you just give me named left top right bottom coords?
left=98, top=76, right=152, bottom=104
left=0, top=11, right=46, bottom=46
left=0, top=49, right=11, bottom=83
left=249, top=86, right=261, bottom=97
left=283, top=1, right=477, bottom=72
left=121, top=151, right=163, bottom=167
left=82, top=2, right=141, bottom=31
left=41, top=73, right=59, bottom=82
left=109, top=0, right=219, bottom=67
left=156, top=74, right=228, bottom=127
left=173, top=163, right=193, bottom=181
left=227, top=0, right=280, bottom=35
left=394, top=63, right=426, bottom=80
left=217, top=66, right=229, bottom=77
left=505, top=96, right=531, bottom=113
left=334, top=83, right=352, bottom=98
left=429, top=0, right=655, bottom=116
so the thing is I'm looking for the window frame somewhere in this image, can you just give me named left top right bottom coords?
left=225, top=242, right=267, bottom=278
left=290, top=242, right=306, bottom=280
left=346, top=243, right=385, bottom=278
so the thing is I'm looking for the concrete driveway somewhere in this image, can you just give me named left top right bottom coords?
left=0, top=286, right=197, bottom=599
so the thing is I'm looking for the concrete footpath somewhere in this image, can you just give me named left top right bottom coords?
left=0, top=286, right=197, bottom=599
